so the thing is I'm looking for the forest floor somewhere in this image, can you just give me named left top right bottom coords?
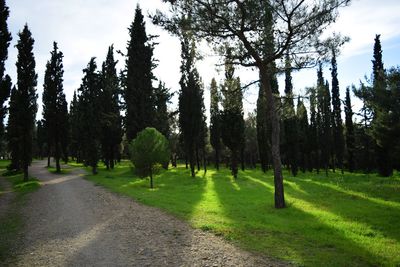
left=2, top=160, right=285, bottom=266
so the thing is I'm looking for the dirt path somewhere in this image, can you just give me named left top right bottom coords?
left=0, top=176, right=14, bottom=219
left=5, top=160, right=286, bottom=266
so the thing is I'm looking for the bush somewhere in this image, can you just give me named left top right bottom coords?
left=129, top=128, right=170, bottom=188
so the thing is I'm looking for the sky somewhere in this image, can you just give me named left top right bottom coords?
left=4, top=0, right=400, bottom=121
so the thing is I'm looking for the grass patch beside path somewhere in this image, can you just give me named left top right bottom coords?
left=0, top=160, right=40, bottom=262
left=82, top=160, right=400, bottom=266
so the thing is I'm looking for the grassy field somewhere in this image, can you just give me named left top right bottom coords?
left=81, top=161, right=399, bottom=266
left=0, top=160, right=40, bottom=262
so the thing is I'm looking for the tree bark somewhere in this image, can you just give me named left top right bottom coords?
left=260, top=66, right=285, bottom=209
left=150, top=169, right=153, bottom=189
left=215, top=148, right=219, bottom=170
left=23, top=164, right=29, bottom=182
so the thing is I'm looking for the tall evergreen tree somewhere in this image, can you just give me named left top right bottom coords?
left=42, top=42, right=67, bottom=172
left=344, top=87, right=355, bottom=172
left=153, top=81, right=172, bottom=138
left=69, top=91, right=81, bottom=162
left=308, top=87, right=320, bottom=172
left=13, top=25, right=38, bottom=181
left=209, top=78, right=221, bottom=170
left=283, top=55, right=298, bottom=176
left=221, top=48, right=244, bottom=179
left=0, top=0, right=12, bottom=145
left=256, top=84, right=269, bottom=173
left=78, top=58, right=101, bottom=174
left=178, top=35, right=204, bottom=177
left=124, top=5, right=155, bottom=141
left=100, top=45, right=122, bottom=170
left=296, top=97, right=309, bottom=173
left=7, top=86, right=19, bottom=170
left=331, top=50, right=344, bottom=172
left=316, top=65, right=332, bottom=175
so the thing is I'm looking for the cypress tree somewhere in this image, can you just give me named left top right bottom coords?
left=14, top=25, right=38, bottom=181
left=69, top=91, right=81, bottom=162
left=0, top=0, right=12, bottom=145
left=178, top=36, right=204, bottom=177
left=153, top=81, right=172, bottom=138
left=78, top=58, right=101, bottom=174
left=308, top=87, right=319, bottom=172
left=210, top=78, right=221, bottom=170
left=283, top=55, right=298, bottom=176
left=42, top=42, right=67, bottom=172
left=36, top=120, right=46, bottom=160
left=256, top=84, right=269, bottom=172
left=221, top=48, right=244, bottom=179
left=296, top=97, right=309, bottom=173
left=331, top=50, right=344, bottom=173
left=124, top=5, right=155, bottom=141
left=371, top=34, right=392, bottom=176
left=100, top=45, right=122, bottom=170
left=7, top=86, right=19, bottom=170
left=344, top=87, right=355, bottom=172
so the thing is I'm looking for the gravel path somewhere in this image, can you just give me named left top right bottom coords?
left=5, top=160, right=287, bottom=267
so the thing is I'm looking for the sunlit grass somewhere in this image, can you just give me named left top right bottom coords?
left=83, top=161, right=400, bottom=266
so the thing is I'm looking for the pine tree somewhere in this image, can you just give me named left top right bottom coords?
left=124, top=5, right=155, bottom=141
left=283, top=55, right=298, bottom=176
left=178, top=36, right=204, bottom=177
left=344, top=87, right=355, bottom=172
left=13, top=25, right=38, bottom=181
left=42, top=42, right=67, bottom=172
left=78, top=58, right=101, bottom=174
left=331, top=50, right=344, bottom=172
left=0, top=0, right=12, bottom=145
left=221, top=48, right=244, bottom=179
left=100, top=45, right=122, bottom=170
left=308, top=87, right=319, bottom=172
left=209, top=78, right=221, bottom=170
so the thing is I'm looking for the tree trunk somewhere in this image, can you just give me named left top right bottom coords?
left=196, top=147, right=200, bottom=171
left=231, top=149, right=238, bottom=179
left=92, top=165, right=97, bottom=175
left=203, top=149, right=207, bottom=174
left=241, top=147, right=245, bottom=171
left=215, top=148, right=219, bottom=170
left=23, top=164, right=29, bottom=182
left=47, top=155, right=51, bottom=168
left=56, top=157, right=61, bottom=173
left=260, top=67, right=285, bottom=209
left=150, top=169, right=153, bottom=189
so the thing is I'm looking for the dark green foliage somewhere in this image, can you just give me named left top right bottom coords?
left=100, top=45, right=122, bottom=170
left=308, top=87, right=319, bottom=172
left=178, top=36, right=205, bottom=177
left=316, top=65, right=332, bottom=175
left=36, top=120, right=46, bottom=160
left=78, top=58, right=101, bottom=174
left=256, top=84, right=269, bottom=173
left=244, top=112, right=258, bottom=168
left=8, top=25, right=38, bottom=181
left=331, top=51, right=344, bottom=172
left=129, top=127, right=170, bottom=188
left=209, top=78, right=221, bottom=170
left=42, top=42, right=68, bottom=172
left=296, top=98, right=309, bottom=173
left=283, top=56, right=298, bottom=176
left=344, top=87, right=355, bottom=172
left=68, top=91, right=81, bottom=162
left=124, top=5, right=155, bottom=141
left=153, top=81, right=172, bottom=138
left=221, top=50, right=244, bottom=179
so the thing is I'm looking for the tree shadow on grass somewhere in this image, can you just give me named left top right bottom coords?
left=210, top=169, right=391, bottom=266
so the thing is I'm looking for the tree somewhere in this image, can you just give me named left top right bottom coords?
left=308, top=87, right=320, bottom=173
left=221, top=49, right=244, bottom=179
left=155, top=0, right=350, bottom=208
left=69, top=91, right=82, bottom=162
left=178, top=35, right=204, bottom=177
left=130, top=127, right=170, bottom=188
left=344, top=87, right=355, bottom=172
left=296, top=97, right=309, bottom=173
left=100, top=45, right=122, bottom=170
left=209, top=78, right=221, bottom=170
left=14, top=25, right=38, bottom=181
left=283, top=55, right=298, bottom=176
left=0, top=0, right=12, bottom=143
left=42, top=42, right=67, bottom=172
left=244, top=112, right=258, bottom=168
left=7, top=86, right=20, bottom=170
left=153, top=81, right=172, bottom=138
left=124, top=5, right=155, bottom=142
left=78, top=58, right=101, bottom=174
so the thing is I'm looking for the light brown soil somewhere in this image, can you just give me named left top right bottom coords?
left=5, top=160, right=288, bottom=266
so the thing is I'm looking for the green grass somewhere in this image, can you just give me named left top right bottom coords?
left=82, top=161, right=400, bottom=266
left=46, top=166, right=71, bottom=175
left=0, top=160, right=40, bottom=262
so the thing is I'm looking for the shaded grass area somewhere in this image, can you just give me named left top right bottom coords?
left=82, top=160, right=400, bottom=266
left=0, top=160, right=40, bottom=262
left=46, top=166, right=71, bottom=175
